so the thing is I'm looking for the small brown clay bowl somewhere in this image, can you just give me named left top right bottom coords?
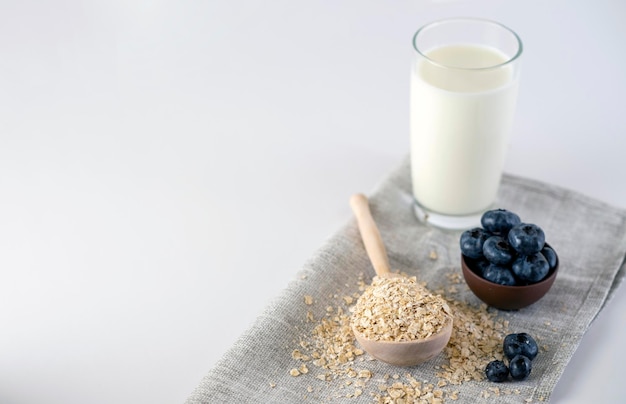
left=461, top=249, right=558, bottom=310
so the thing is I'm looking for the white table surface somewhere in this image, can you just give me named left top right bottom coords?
left=2, top=1, right=626, bottom=403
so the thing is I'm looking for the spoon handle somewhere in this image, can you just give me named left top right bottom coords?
left=350, top=193, right=391, bottom=277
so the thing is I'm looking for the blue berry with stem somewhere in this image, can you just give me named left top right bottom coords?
left=483, top=264, right=516, bottom=286
left=481, top=209, right=521, bottom=235
left=483, top=236, right=515, bottom=265
left=503, top=333, right=539, bottom=360
left=508, top=223, right=545, bottom=255
left=469, top=257, right=491, bottom=277
left=512, top=253, right=550, bottom=284
left=485, top=360, right=509, bottom=382
left=509, top=354, right=532, bottom=380
left=541, top=245, right=558, bottom=269
left=460, top=227, right=490, bottom=259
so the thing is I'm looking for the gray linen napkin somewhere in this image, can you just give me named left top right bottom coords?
left=187, top=158, right=626, bottom=403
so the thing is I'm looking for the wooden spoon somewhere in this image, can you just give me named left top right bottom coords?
left=349, top=193, right=453, bottom=366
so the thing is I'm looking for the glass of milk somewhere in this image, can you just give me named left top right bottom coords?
left=410, top=18, right=523, bottom=229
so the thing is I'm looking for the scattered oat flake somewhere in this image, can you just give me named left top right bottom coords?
left=269, top=382, right=276, bottom=388
left=289, top=270, right=511, bottom=401
left=304, top=295, right=313, bottom=305
left=291, top=349, right=309, bottom=361
left=436, top=300, right=509, bottom=385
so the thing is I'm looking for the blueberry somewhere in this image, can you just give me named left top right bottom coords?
left=483, top=236, right=515, bottom=265
left=485, top=360, right=509, bottom=382
left=508, top=223, right=545, bottom=255
left=511, top=253, right=549, bottom=283
left=483, top=264, right=516, bottom=286
left=503, top=333, right=539, bottom=360
left=469, top=257, right=491, bottom=276
left=460, top=227, right=490, bottom=259
left=481, top=209, right=521, bottom=235
left=541, top=245, right=558, bottom=269
left=509, top=354, right=532, bottom=380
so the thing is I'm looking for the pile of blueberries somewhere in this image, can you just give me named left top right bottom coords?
left=460, top=209, right=558, bottom=286
left=486, top=333, right=538, bottom=382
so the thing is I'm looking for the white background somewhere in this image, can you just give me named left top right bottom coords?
left=1, top=1, right=626, bottom=403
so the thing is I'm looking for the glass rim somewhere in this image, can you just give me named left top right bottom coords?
left=412, top=17, right=523, bottom=71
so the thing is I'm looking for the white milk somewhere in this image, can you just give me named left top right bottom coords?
left=410, top=44, right=519, bottom=216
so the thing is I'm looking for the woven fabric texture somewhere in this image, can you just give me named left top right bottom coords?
left=187, top=159, right=626, bottom=403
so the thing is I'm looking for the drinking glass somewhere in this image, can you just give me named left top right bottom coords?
left=410, top=18, right=523, bottom=229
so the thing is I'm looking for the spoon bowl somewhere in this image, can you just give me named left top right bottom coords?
left=349, top=194, right=453, bottom=367
left=352, top=320, right=453, bottom=367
